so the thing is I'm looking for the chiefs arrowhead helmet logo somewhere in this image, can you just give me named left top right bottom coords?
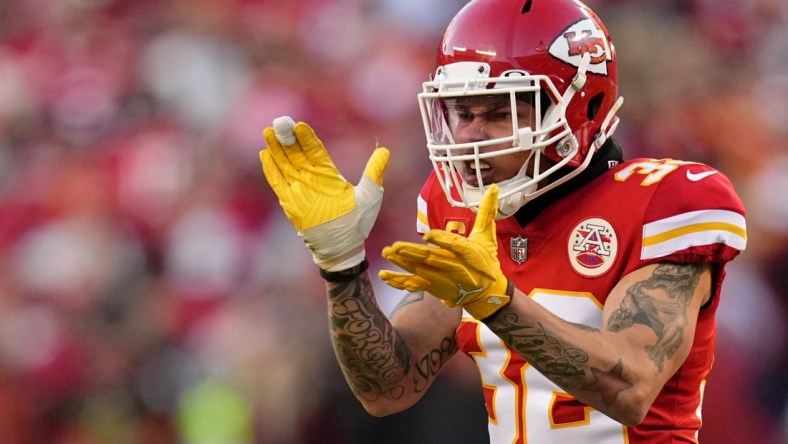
left=564, top=30, right=608, bottom=64
left=548, top=18, right=612, bottom=76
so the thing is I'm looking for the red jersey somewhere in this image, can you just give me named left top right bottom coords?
left=416, top=158, right=747, bottom=443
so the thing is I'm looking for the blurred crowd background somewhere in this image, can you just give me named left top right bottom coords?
left=0, top=0, right=785, bottom=443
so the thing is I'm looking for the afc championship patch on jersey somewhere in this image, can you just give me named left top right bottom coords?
left=568, top=217, right=618, bottom=277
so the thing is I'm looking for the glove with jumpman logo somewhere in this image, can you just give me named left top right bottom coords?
left=379, top=184, right=512, bottom=319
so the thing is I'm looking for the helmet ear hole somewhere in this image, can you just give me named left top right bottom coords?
left=587, top=93, right=604, bottom=120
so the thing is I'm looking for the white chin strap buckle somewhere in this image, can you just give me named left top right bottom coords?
left=518, top=127, right=533, bottom=150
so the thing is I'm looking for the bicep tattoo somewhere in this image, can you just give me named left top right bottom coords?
left=607, top=263, right=703, bottom=371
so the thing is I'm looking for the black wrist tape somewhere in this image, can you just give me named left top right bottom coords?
left=480, top=279, right=515, bottom=323
left=505, top=279, right=515, bottom=298
left=319, top=259, right=369, bottom=283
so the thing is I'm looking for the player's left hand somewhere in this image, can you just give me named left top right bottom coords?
left=260, top=117, right=390, bottom=272
left=379, top=184, right=511, bottom=320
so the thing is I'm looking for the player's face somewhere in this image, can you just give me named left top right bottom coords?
left=444, top=95, right=539, bottom=187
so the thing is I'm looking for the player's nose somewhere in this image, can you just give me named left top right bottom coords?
left=454, top=118, right=489, bottom=144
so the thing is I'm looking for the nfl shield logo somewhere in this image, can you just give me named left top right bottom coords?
left=510, top=236, right=528, bottom=264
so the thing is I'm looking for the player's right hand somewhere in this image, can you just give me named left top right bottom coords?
left=260, top=117, right=390, bottom=272
left=379, top=185, right=511, bottom=320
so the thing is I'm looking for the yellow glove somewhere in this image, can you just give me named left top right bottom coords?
left=260, top=116, right=390, bottom=271
left=379, top=185, right=511, bottom=319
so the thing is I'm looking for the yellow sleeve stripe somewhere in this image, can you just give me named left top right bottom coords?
left=641, top=209, right=746, bottom=260
left=416, top=194, right=430, bottom=234
left=417, top=210, right=429, bottom=225
left=643, top=221, right=747, bottom=247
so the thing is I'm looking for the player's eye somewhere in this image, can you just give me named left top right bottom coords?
left=453, top=108, right=474, bottom=121
left=489, top=111, right=512, bottom=121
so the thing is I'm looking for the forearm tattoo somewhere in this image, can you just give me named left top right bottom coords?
left=392, top=292, right=459, bottom=391
left=328, top=274, right=411, bottom=401
left=487, top=314, right=631, bottom=406
left=484, top=263, right=702, bottom=407
left=327, top=276, right=456, bottom=401
left=607, top=263, right=702, bottom=371
left=413, top=337, right=457, bottom=392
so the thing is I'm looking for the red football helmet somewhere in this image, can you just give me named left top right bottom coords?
left=418, top=0, right=623, bottom=218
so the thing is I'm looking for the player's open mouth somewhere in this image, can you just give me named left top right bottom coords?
left=463, top=161, right=493, bottom=187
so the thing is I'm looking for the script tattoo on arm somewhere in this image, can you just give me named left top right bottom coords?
left=328, top=274, right=411, bottom=401
left=327, top=276, right=457, bottom=401
left=413, top=336, right=458, bottom=392
left=486, top=315, right=632, bottom=406
left=607, top=263, right=702, bottom=372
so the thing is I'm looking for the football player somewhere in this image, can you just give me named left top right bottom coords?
left=259, top=0, right=747, bottom=442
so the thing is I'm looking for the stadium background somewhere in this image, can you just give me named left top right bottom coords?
left=0, top=0, right=785, bottom=442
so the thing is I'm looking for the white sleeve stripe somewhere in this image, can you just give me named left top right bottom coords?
left=417, top=194, right=428, bottom=214
left=643, top=209, right=745, bottom=236
left=641, top=230, right=747, bottom=260
left=641, top=209, right=747, bottom=260
left=643, top=222, right=746, bottom=247
left=417, top=217, right=430, bottom=234
left=417, top=195, right=430, bottom=233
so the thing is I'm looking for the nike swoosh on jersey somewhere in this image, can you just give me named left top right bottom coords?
left=686, top=170, right=718, bottom=181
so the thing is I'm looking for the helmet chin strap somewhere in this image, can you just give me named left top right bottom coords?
left=494, top=176, right=538, bottom=218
